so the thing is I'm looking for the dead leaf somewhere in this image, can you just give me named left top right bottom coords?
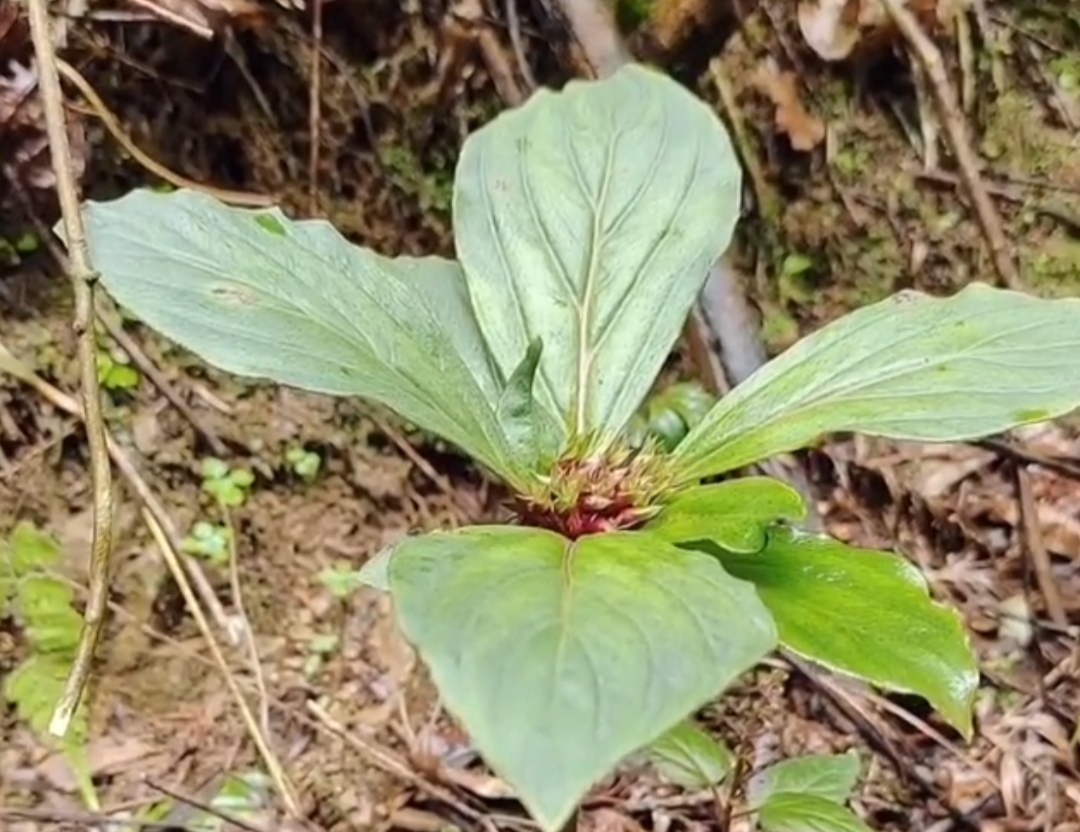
left=0, top=0, right=87, bottom=218
left=797, top=0, right=952, bottom=63
left=798, top=0, right=862, bottom=61
left=752, top=59, right=825, bottom=151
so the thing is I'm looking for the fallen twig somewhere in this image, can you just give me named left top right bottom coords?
left=143, top=507, right=302, bottom=816
left=56, top=58, right=275, bottom=207
left=145, top=779, right=271, bottom=832
left=505, top=0, right=538, bottom=91
left=0, top=340, right=232, bottom=633
left=307, top=0, right=324, bottom=215
left=27, top=0, right=116, bottom=738
left=878, top=0, right=1022, bottom=291
left=306, top=700, right=485, bottom=822
left=1016, top=465, right=1068, bottom=627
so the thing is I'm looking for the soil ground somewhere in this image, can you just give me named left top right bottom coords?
left=2, top=2, right=1080, bottom=832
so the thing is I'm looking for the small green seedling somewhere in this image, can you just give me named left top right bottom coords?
left=1, top=522, right=97, bottom=808
left=181, top=520, right=232, bottom=565
left=285, top=445, right=321, bottom=482
left=199, top=457, right=254, bottom=508
left=645, top=722, right=871, bottom=831
left=95, top=348, right=140, bottom=391
left=317, top=563, right=366, bottom=600
left=77, top=64, right=1080, bottom=832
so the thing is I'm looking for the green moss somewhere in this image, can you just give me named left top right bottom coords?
left=1024, top=230, right=1080, bottom=297
left=613, top=0, right=656, bottom=31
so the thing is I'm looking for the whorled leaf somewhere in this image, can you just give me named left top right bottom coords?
left=386, top=526, right=776, bottom=832
left=78, top=189, right=548, bottom=489
left=758, top=793, right=873, bottom=832
left=712, top=529, right=978, bottom=736
left=645, top=477, right=806, bottom=553
left=454, top=64, right=742, bottom=440
left=644, top=721, right=734, bottom=789
left=673, top=283, right=1080, bottom=482
left=747, top=752, right=861, bottom=808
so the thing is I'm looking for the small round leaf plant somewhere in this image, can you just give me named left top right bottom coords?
left=75, top=65, right=1080, bottom=832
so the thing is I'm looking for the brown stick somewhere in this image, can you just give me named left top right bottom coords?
left=877, top=0, right=1021, bottom=291
left=1016, top=466, right=1067, bottom=627
left=27, top=0, right=116, bottom=739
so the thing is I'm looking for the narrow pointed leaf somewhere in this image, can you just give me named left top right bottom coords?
left=758, top=793, right=873, bottom=832
left=646, top=477, right=806, bottom=553
left=645, top=721, right=735, bottom=788
left=747, top=752, right=861, bottom=807
left=712, top=530, right=978, bottom=737
left=387, top=526, right=776, bottom=832
left=454, top=64, right=742, bottom=438
left=79, top=189, right=528, bottom=486
left=673, top=284, right=1080, bottom=482
left=497, top=339, right=562, bottom=468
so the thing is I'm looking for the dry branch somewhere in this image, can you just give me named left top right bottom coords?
left=26, top=0, right=115, bottom=739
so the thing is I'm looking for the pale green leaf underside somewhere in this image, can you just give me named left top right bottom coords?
left=387, top=526, right=776, bottom=832
left=714, top=530, right=978, bottom=737
left=646, top=477, right=806, bottom=553
left=645, top=721, right=734, bottom=789
left=80, top=189, right=529, bottom=487
left=674, top=283, right=1080, bottom=482
left=747, top=752, right=861, bottom=808
left=759, top=793, right=873, bottom=832
left=454, top=64, right=742, bottom=439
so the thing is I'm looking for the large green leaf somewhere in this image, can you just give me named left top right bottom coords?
left=673, top=283, right=1080, bottom=481
left=646, top=477, right=806, bottom=553
left=386, top=526, right=776, bottom=832
left=747, top=752, right=861, bottom=807
left=454, top=64, right=742, bottom=439
left=758, top=793, right=873, bottom=832
left=80, top=189, right=540, bottom=487
left=712, top=530, right=978, bottom=737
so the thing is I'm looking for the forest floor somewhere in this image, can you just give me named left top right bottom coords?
left=2, top=1, right=1080, bottom=831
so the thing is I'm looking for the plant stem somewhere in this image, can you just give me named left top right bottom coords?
left=26, top=0, right=116, bottom=739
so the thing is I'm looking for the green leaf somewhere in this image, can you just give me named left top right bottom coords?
left=497, top=339, right=561, bottom=468
left=79, top=189, right=529, bottom=488
left=712, top=529, right=978, bottom=737
left=387, top=525, right=776, bottom=831
left=747, top=752, right=861, bottom=807
left=646, top=477, right=806, bottom=553
left=357, top=546, right=391, bottom=593
left=627, top=381, right=717, bottom=452
left=758, top=793, right=873, bottom=832
left=318, top=565, right=368, bottom=599
left=454, top=64, right=742, bottom=439
left=673, top=283, right=1080, bottom=481
left=644, top=721, right=734, bottom=788
left=8, top=521, right=63, bottom=573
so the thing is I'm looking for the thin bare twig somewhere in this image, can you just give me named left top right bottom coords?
left=145, top=779, right=271, bottom=832
left=305, top=700, right=484, bottom=822
left=143, top=507, right=302, bottom=816
left=505, top=0, right=538, bottom=91
left=308, top=0, right=324, bottom=214
left=57, top=58, right=275, bottom=207
left=1016, top=466, right=1068, bottom=627
left=27, top=0, right=116, bottom=738
left=96, top=305, right=229, bottom=457
left=0, top=807, right=194, bottom=830
left=225, top=505, right=272, bottom=736
left=0, top=340, right=232, bottom=634
left=877, top=0, right=1022, bottom=290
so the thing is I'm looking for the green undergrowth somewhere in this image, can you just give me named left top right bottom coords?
left=1, top=521, right=96, bottom=807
